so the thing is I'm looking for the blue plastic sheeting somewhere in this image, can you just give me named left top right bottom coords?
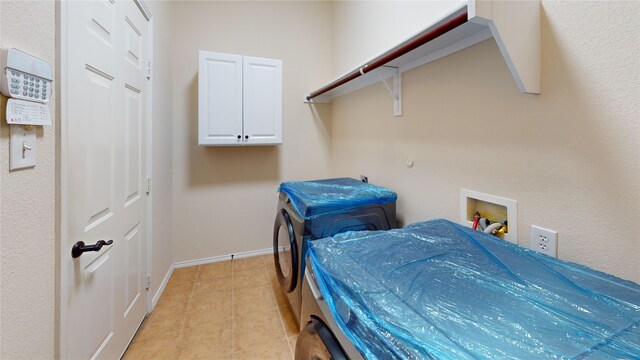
left=308, top=219, right=640, bottom=359
left=278, top=178, right=397, bottom=220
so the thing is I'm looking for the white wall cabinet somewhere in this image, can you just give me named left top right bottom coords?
left=198, top=51, right=282, bottom=146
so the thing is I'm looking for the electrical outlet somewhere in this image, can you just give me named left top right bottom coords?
left=530, top=225, right=557, bottom=257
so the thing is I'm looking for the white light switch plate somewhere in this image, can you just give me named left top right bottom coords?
left=10, top=124, right=36, bottom=170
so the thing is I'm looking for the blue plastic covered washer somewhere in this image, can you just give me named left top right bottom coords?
left=308, top=219, right=640, bottom=359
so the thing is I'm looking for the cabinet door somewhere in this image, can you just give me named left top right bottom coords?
left=198, top=51, right=243, bottom=146
left=242, top=56, right=282, bottom=145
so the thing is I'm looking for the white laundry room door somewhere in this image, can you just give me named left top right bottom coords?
left=60, top=0, right=150, bottom=359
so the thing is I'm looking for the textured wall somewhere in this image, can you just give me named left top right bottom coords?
left=0, top=1, right=56, bottom=359
left=329, top=1, right=639, bottom=282
left=170, top=1, right=333, bottom=263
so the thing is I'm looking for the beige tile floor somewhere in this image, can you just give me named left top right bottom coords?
left=123, top=255, right=299, bottom=360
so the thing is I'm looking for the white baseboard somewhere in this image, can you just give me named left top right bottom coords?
left=151, top=263, right=174, bottom=310
left=173, top=247, right=272, bottom=269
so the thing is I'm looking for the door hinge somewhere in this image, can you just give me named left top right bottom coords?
left=147, top=60, right=152, bottom=79
left=145, top=275, right=151, bottom=290
left=146, top=177, right=151, bottom=195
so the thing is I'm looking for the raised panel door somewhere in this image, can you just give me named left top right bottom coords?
left=242, top=56, right=282, bottom=145
left=198, top=51, right=243, bottom=146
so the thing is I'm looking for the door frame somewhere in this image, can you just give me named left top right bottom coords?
left=56, top=1, right=154, bottom=358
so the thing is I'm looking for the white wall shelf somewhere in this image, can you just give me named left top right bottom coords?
left=305, top=0, right=540, bottom=106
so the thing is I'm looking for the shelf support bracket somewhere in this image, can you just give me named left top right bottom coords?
left=378, top=67, right=402, bottom=117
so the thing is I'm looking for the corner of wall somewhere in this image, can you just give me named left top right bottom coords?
left=146, top=0, right=175, bottom=310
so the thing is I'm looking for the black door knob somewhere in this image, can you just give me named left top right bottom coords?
left=237, top=135, right=241, bottom=139
left=72, top=240, right=113, bottom=258
left=245, top=135, right=249, bottom=139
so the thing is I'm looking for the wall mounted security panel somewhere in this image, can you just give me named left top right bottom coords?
left=1, top=48, right=53, bottom=103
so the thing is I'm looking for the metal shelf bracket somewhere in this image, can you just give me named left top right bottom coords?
left=378, top=66, right=402, bottom=117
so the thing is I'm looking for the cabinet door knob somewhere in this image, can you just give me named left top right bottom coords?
left=237, top=135, right=241, bottom=139
left=245, top=135, right=249, bottom=139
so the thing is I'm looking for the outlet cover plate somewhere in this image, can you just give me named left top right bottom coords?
left=530, top=225, right=557, bottom=257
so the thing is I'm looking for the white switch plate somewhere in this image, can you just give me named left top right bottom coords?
left=10, top=124, right=36, bottom=170
left=530, top=225, right=557, bottom=257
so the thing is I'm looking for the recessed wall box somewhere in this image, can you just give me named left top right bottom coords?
left=460, top=189, right=517, bottom=244
left=1, top=48, right=53, bottom=104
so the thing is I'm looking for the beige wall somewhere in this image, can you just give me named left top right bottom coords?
left=0, top=1, right=56, bottom=358
left=329, top=1, right=639, bottom=282
left=331, top=0, right=465, bottom=76
left=170, top=1, right=333, bottom=263
left=147, top=1, right=175, bottom=307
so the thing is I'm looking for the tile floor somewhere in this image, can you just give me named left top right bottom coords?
left=123, top=255, right=299, bottom=360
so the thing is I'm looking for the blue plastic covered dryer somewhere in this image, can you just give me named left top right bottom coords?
left=278, top=177, right=397, bottom=219
left=308, top=219, right=640, bottom=359
left=273, top=178, right=397, bottom=331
